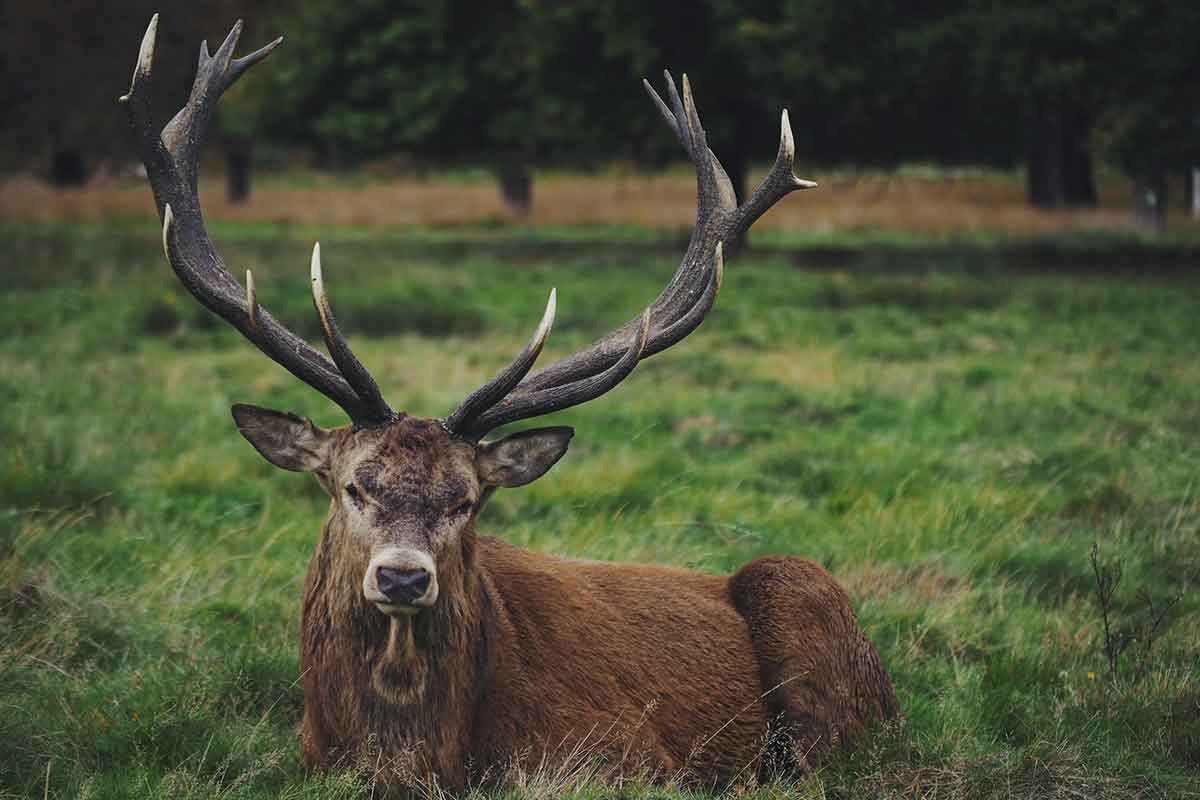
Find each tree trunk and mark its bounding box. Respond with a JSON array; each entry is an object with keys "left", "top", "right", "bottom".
[
  {"left": 1026, "top": 104, "right": 1063, "bottom": 209},
  {"left": 1189, "top": 167, "right": 1200, "bottom": 219},
  {"left": 225, "top": 137, "right": 252, "bottom": 204},
  {"left": 1061, "top": 108, "right": 1097, "bottom": 207},
  {"left": 498, "top": 166, "right": 532, "bottom": 220},
  {"left": 50, "top": 149, "right": 87, "bottom": 187},
  {"left": 1133, "top": 172, "right": 1168, "bottom": 232},
  {"left": 1026, "top": 102, "right": 1096, "bottom": 210}
]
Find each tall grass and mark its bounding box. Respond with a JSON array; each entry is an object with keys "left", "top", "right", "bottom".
[{"left": 1, "top": 221, "right": 1197, "bottom": 798}]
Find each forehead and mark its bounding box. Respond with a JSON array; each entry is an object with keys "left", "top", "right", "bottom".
[{"left": 334, "top": 416, "right": 476, "bottom": 491}]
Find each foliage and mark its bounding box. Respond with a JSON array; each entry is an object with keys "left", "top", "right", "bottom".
[
  {"left": 246, "top": 1, "right": 661, "bottom": 170},
  {"left": 5, "top": 1, "right": 1200, "bottom": 214},
  {"left": 1093, "top": 1, "right": 1200, "bottom": 179},
  {"left": 2, "top": 220, "right": 1199, "bottom": 797},
  {"left": 0, "top": 1, "right": 282, "bottom": 176}
]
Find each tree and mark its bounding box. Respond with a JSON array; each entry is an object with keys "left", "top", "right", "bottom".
[
  {"left": 245, "top": 1, "right": 661, "bottom": 216},
  {"left": 243, "top": 0, "right": 826, "bottom": 221},
  {"left": 1094, "top": 1, "right": 1200, "bottom": 230},
  {"left": 959, "top": 1, "right": 1135, "bottom": 209}
]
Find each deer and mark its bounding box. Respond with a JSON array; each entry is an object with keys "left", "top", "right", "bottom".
[{"left": 120, "top": 15, "right": 898, "bottom": 793}]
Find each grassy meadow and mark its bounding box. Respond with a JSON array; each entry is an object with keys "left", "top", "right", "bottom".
[{"left": 1, "top": 218, "right": 1199, "bottom": 798}]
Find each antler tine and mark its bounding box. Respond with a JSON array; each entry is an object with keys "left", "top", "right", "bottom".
[
  {"left": 124, "top": 16, "right": 391, "bottom": 426},
  {"left": 465, "top": 309, "right": 652, "bottom": 437},
  {"left": 445, "top": 290, "right": 557, "bottom": 437},
  {"left": 502, "top": 71, "right": 732, "bottom": 391},
  {"left": 245, "top": 269, "right": 258, "bottom": 329},
  {"left": 120, "top": 15, "right": 176, "bottom": 196},
  {"left": 733, "top": 109, "right": 818, "bottom": 234},
  {"left": 310, "top": 244, "right": 396, "bottom": 425}
]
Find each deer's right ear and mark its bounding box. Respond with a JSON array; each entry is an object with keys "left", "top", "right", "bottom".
[{"left": 231, "top": 404, "right": 333, "bottom": 474}]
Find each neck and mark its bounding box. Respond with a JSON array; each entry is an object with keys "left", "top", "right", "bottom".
[
  {"left": 367, "top": 570, "right": 485, "bottom": 703},
  {"left": 300, "top": 521, "right": 490, "bottom": 784}
]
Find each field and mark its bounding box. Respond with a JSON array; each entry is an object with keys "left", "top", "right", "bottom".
[
  {"left": 5, "top": 166, "right": 1199, "bottom": 235},
  {"left": 2, "top": 216, "right": 1199, "bottom": 799}
]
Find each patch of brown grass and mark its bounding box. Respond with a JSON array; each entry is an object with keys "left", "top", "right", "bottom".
[
  {"left": 841, "top": 562, "right": 970, "bottom": 606},
  {"left": 4, "top": 168, "right": 1196, "bottom": 234}
]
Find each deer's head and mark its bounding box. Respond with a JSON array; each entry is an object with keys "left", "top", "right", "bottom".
[
  {"left": 233, "top": 406, "right": 571, "bottom": 616},
  {"left": 121, "top": 14, "right": 814, "bottom": 620}
]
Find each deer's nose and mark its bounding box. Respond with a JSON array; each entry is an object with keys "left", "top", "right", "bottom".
[{"left": 376, "top": 567, "right": 431, "bottom": 605}]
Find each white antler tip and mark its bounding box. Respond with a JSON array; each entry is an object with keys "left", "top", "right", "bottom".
[
  {"left": 533, "top": 288, "right": 557, "bottom": 344},
  {"left": 780, "top": 109, "right": 795, "bottom": 161},
  {"left": 310, "top": 242, "right": 322, "bottom": 282},
  {"left": 160, "top": 203, "right": 174, "bottom": 259},
  {"left": 124, "top": 13, "right": 158, "bottom": 100},
  {"left": 309, "top": 242, "right": 335, "bottom": 330},
  {"left": 245, "top": 269, "right": 258, "bottom": 327},
  {"left": 138, "top": 14, "right": 158, "bottom": 77},
  {"left": 795, "top": 178, "right": 818, "bottom": 190}
]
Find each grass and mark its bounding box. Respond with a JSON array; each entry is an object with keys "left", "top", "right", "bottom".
[{"left": 1, "top": 219, "right": 1198, "bottom": 799}]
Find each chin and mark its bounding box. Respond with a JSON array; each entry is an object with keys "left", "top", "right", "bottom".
[{"left": 374, "top": 602, "right": 421, "bottom": 618}]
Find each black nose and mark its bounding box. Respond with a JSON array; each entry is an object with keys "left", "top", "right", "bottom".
[{"left": 376, "top": 567, "right": 431, "bottom": 605}]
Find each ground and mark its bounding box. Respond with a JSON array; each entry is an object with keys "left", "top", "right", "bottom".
[{"left": 1, "top": 215, "right": 1198, "bottom": 799}]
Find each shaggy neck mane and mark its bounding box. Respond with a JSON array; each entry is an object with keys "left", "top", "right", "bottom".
[{"left": 302, "top": 515, "right": 491, "bottom": 781}]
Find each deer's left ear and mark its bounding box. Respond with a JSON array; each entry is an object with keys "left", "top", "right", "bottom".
[{"left": 476, "top": 427, "right": 574, "bottom": 488}]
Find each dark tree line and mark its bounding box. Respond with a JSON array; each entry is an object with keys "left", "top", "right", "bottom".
[{"left": 4, "top": 1, "right": 1198, "bottom": 225}]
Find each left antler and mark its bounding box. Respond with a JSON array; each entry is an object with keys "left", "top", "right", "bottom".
[
  {"left": 120, "top": 16, "right": 396, "bottom": 427},
  {"left": 444, "top": 72, "right": 816, "bottom": 439}
]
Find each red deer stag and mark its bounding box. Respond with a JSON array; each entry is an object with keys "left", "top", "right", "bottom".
[{"left": 121, "top": 15, "right": 898, "bottom": 791}]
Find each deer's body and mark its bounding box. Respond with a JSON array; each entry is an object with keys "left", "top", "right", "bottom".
[
  {"left": 302, "top": 535, "right": 895, "bottom": 787},
  {"left": 302, "top": 535, "right": 760, "bottom": 785},
  {"left": 123, "top": 17, "right": 898, "bottom": 794}
]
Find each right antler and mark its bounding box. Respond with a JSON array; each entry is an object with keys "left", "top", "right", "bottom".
[
  {"left": 444, "top": 72, "right": 816, "bottom": 439},
  {"left": 120, "top": 16, "right": 396, "bottom": 427}
]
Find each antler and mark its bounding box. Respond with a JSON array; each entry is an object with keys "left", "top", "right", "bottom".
[
  {"left": 120, "top": 16, "right": 396, "bottom": 427},
  {"left": 445, "top": 71, "right": 815, "bottom": 440}
]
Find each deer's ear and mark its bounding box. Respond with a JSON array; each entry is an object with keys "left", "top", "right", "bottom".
[
  {"left": 476, "top": 427, "right": 574, "bottom": 488},
  {"left": 232, "top": 404, "right": 333, "bottom": 474}
]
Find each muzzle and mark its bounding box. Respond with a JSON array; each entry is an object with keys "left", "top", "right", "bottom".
[{"left": 363, "top": 547, "right": 438, "bottom": 616}]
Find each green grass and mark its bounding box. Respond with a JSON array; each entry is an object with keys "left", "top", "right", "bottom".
[{"left": 1, "top": 221, "right": 1198, "bottom": 799}]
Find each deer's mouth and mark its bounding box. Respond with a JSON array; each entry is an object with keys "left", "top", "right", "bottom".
[{"left": 373, "top": 602, "right": 422, "bottom": 618}]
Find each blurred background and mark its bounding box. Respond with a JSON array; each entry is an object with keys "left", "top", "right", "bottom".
[
  {"left": 3, "top": 0, "right": 1199, "bottom": 234},
  {"left": 3, "top": 3, "right": 1200, "bottom": 798}
]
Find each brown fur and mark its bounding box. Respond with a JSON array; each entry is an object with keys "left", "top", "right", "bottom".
[{"left": 283, "top": 415, "right": 899, "bottom": 792}]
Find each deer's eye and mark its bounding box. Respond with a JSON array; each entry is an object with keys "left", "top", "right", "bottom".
[{"left": 344, "top": 484, "right": 362, "bottom": 502}]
